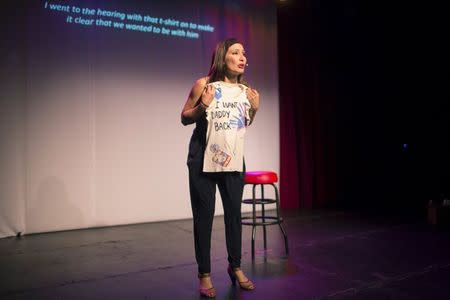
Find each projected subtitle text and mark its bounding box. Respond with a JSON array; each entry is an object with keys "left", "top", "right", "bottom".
[{"left": 44, "top": 2, "right": 215, "bottom": 39}]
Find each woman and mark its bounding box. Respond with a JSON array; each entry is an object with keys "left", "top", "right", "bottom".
[{"left": 181, "top": 38, "right": 259, "bottom": 298}]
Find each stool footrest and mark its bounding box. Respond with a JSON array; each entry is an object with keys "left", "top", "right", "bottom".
[
  {"left": 242, "top": 216, "right": 283, "bottom": 226},
  {"left": 242, "top": 198, "right": 277, "bottom": 205}
]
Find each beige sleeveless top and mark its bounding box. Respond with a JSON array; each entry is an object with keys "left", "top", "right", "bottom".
[{"left": 203, "top": 81, "right": 251, "bottom": 172}]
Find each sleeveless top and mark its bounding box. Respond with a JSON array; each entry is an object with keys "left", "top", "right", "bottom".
[{"left": 187, "top": 81, "right": 251, "bottom": 172}]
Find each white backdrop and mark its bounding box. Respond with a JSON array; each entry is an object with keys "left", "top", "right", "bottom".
[{"left": 0, "top": 74, "right": 279, "bottom": 239}]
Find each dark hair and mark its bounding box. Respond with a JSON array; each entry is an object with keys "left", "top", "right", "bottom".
[{"left": 207, "top": 38, "right": 247, "bottom": 85}]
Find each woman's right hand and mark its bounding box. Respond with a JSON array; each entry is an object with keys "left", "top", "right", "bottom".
[{"left": 201, "top": 84, "right": 215, "bottom": 107}]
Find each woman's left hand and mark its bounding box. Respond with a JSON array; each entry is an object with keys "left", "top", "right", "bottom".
[{"left": 246, "top": 88, "right": 260, "bottom": 111}]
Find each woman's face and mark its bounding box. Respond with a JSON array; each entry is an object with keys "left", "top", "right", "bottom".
[{"left": 224, "top": 43, "right": 247, "bottom": 76}]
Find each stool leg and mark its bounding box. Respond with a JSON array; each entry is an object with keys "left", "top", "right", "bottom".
[
  {"left": 272, "top": 183, "right": 289, "bottom": 256},
  {"left": 251, "top": 184, "right": 257, "bottom": 260},
  {"left": 251, "top": 225, "right": 256, "bottom": 260},
  {"left": 261, "top": 184, "right": 267, "bottom": 251},
  {"left": 279, "top": 224, "right": 289, "bottom": 255}
]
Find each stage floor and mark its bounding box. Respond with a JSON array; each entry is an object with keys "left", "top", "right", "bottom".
[{"left": 1, "top": 209, "right": 450, "bottom": 299}]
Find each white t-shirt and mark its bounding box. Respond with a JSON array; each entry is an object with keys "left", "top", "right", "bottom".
[{"left": 203, "top": 81, "right": 251, "bottom": 172}]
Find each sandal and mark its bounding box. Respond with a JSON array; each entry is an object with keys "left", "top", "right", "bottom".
[
  {"left": 198, "top": 273, "right": 216, "bottom": 298},
  {"left": 227, "top": 265, "right": 255, "bottom": 290}
]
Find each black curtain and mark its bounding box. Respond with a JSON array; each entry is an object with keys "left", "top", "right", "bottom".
[{"left": 278, "top": 0, "right": 448, "bottom": 213}]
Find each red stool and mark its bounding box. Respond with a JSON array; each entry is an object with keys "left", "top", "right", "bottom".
[{"left": 242, "top": 171, "right": 289, "bottom": 259}]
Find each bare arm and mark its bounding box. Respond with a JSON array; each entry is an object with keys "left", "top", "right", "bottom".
[{"left": 181, "top": 77, "right": 215, "bottom": 126}]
